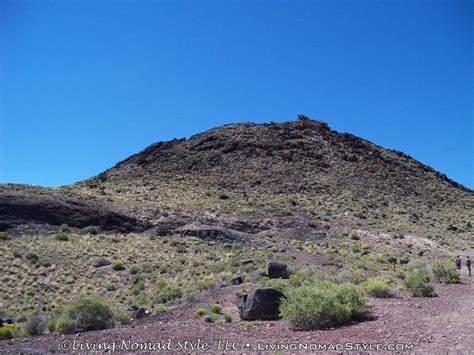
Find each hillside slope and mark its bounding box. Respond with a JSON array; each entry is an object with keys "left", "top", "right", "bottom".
[{"left": 70, "top": 115, "right": 473, "bottom": 240}]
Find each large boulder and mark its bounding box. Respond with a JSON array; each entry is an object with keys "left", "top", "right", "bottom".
[
  {"left": 236, "top": 288, "right": 284, "bottom": 320},
  {"left": 266, "top": 261, "right": 289, "bottom": 279}
]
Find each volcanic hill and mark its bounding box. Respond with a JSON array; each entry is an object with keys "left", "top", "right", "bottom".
[{"left": 1, "top": 115, "right": 473, "bottom": 241}]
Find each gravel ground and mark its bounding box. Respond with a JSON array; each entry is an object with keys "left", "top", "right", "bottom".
[{"left": 2, "top": 276, "right": 473, "bottom": 354}]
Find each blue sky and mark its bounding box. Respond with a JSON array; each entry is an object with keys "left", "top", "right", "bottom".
[{"left": 1, "top": 0, "right": 472, "bottom": 188}]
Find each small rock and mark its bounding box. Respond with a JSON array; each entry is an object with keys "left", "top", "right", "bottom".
[{"left": 230, "top": 276, "right": 244, "bottom": 285}]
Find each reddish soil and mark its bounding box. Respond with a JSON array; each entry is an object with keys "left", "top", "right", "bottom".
[{"left": 2, "top": 275, "right": 473, "bottom": 354}]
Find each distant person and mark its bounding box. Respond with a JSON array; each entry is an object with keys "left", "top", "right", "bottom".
[
  {"left": 465, "top": 256, "right": 471, "bottom": 276},
  {"left": 455, "top": 256, "right": 462, "bottom": 273}
]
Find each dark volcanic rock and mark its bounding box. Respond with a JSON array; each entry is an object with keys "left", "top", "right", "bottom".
[
  {"left": 266, "top": 261, "right": 289, "bottom": 279},
  {"left": 236, "top": 288, "right": 284, "bottom": 320},
  {"left": 230, "top": 276, "right": 244, "bottom": 285},
  {"left": 0, "top": 185, "right": 148, "bottom": 232}
]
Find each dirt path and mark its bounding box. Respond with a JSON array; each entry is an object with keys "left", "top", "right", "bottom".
[{"left": 2, "top": 277, "right": 473, "bottom": 353}]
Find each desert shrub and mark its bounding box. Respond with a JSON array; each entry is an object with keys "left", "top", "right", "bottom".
[
  {"left": 206, "top": 313, "right": 219, "bottom": 323},
  {"left": 155, "top": 284, "right": 183, "bottom": 303},
  {"left": 280, "top": 282, "right": 368, "bottom": 330},
  {"left": 114, "top": 309, "right": 131, "bottom": 325},
  {"left": 224, "top": 314, "right": 232, "bottom": 323},
  {"left": 154, "top": 305, "right": 169, "bottom": 314},
  {"left": 0, "top": 232, "right": 10, "bottom": 241},
  {"left": 337, "top": 269, "right": 368, "bottom": 285},
  {"left": 130, "top": 266, "right": 142, "bottom": 275},
  {"left": 59, "top": 224, "right": 70, "bottom": 233},
  {"left": 288, "top": 268, "right": 317, "bottom": 287},
  {"left": 47, "top": 317, "right": 57, "bottom": 333},
  {"left": 26, "top": 252, "right": 39, "bottom": 262},
  {"left": 54, "top": 232, "right": 69, "bottom": 241},
  {"left": 195, "top": 307, "right": 206, "bottom": 316},
  {"left": 13, "top": 250, "right": 22, "bottom": 258},
  {"left": 84, "top": 226, "right": 98, "bottom": 235},
  {"left": 176, "top": 245, "right": 187, "bottom": 253},
  {"left": 209, "top": 304, "right": 222, "bottom": 313},
  {"left": 55, "top": 316, "right": 76, "bottom": 334},
  {"left": 65, "top": 294, "right": 114, "bottom": 331},
  {"left": 350, "top": 234, "right": 360, "bottom": 240},
  {"left": 0, "top": 326, "right": 15, "bottom": 340},
  {"left": 404, "top": 269, "right": 437, "bottom": 297},
  {"left": 112, "top": 262, "right": 125, "bottom": 271},
  {"left": 25, "top": 314, "right": 46, "bottom": 335},
  {"left": 261, "top": 278, "right": 291, "bottom": 294},
  {"left": 364, "top": 278, "right": 394, "bottom": 298},
  {"left": 432, "top": 262, "right": 460, "bottom": 284}
]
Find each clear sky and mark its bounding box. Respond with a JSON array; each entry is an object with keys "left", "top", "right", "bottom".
[{"left": 1, "top": 0, "right": 472, "bottom": 188}]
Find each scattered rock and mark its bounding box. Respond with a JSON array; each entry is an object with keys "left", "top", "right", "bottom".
[
  {"left": 236, "top": 287, "right": 284, "bottom": 320},
  {"left": 38, "top": 282, "right": 55, "bottom": 292},
  {"left": 127, "top": 306, "right": 150, "bottom": 319},
  {"left": 93, "top": 257, "right": 111, "bottom": 267},
  {"left": 223, "top": 243, "right": 232, "bottom": 249},
  {"left": 203, "top": 316, "right": 213, "bottom": 323},
  {"left": 266, "top": 261, "right": 289, "bottom": 279},
  {"left": 241, "top": 259, "right": 254, "bottom": 265},
  {"left": 230, "top": 276, "right": 244, "bottom": 285}
]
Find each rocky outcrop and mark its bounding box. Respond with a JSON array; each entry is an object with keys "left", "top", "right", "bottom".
[{"left": 0, "top": 185, "right": 149, "bottom": 232}]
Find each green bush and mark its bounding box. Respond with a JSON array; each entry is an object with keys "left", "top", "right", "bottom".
[
  {"left": 280, "top": 282, "right": 368, "bottom": 330},
  {"left": 365, "top": 278, "right": 394, "bottom": 298},
  {"left": 155, "top": 284, "right": 183, "bottom": 303},
  {"left": 112, "top": 262, "right": 125, "bottom": 271},
  {"left": 47, "top": 318, "right": 57, "bottom": 333},
  {"left": 114, "top": 309, "right": 132, "bottom": 325},
  {"left": 54, "top": 232, "right": 69, "bottom": 241},
  {"left": 261, "top": 278, "right": 291, "bottom": 294},
  {"left": 209, "top": 304, "right": 222, "bottom": 313},
  {"left": 224, "top": 314, "right": 232, "bottom": 323},
  {"left": 55, "top": 316, "right": 76, "bottom": 334},
  {"left": 404, "top": 269, "right": 437, "bottom": 297},
  {"left": 0, "top": 232, "right": 10, "bottom": 241},
  {"left": 432, "top": 262, "right": 460, "bottom": 284},
  {"left": 26, "top": 252, "right": 39, "bottom": 261},
  {"left": 25, "top": 314, "right": 46, "bottom": 335},
  {"left": 65, "top": 294, "right": 114, "bottom": 331},
  {"left": 0, "top": 326, "right": 15, "bottom": 340},
  {"left": 59, "top": 224, "right": 70, "bottom": 233},
  {"left": 195, "top": 307, "right": 206, "bottom": 316},
  {"left": 84, "top": 226, "right": 98, "bottom": 235}
]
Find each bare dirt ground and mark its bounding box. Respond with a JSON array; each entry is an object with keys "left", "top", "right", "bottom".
[{"left": 2, "top": 274, "right": 473, "bottom": 354}]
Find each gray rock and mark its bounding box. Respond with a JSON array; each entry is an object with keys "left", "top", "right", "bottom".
[
  {"left": 266, "top": 261, "right": 289, "bottom": 279},
  {"left": 236, "top": 288, "right": 284, "bottom": 320},
  {"left": 38, "top": 282, "right": 55, "bottom": 292},
  {"left": 223, "top": 243, "right": 232, "bottom": 249},
  {"left": 93, "top": 257, "right": 111, "bottom": 267},
  {"left": 203, "top": 316, "right": 213, "bottom": 323}
]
